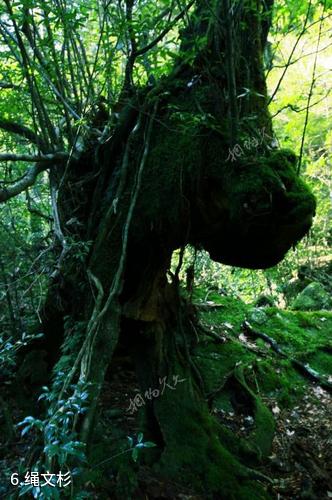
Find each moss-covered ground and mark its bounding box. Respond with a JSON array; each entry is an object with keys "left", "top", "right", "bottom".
[
  {"left": 194, "top": 289, "right": 332, "bottom": 403},
  {"left": 90, "top": 290, "right": 331, "bottom": 499},
  {"left": 2, "top": 289, "right": 330, "bottom": 499},
  {"left": 189, "top": 289, "right": 331, "bottom": 497}
]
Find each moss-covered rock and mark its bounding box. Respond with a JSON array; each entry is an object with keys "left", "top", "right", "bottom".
[
  {"left": 291, "top": 281, "right": 332, "bottom": 311},
  {"left": 248, "top": 307, "right": 268, "bottom": 325}
]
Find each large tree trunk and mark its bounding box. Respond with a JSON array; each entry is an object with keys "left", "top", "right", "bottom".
[
  {"left": 124, "top": 282, "right": 274, "bottom": 498},
  {"left": 32, "top": 0, "right": 315, "bottom": 496}
]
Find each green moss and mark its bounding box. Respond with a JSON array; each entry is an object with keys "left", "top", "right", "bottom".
[
  {"left": 127, "top": 290, "right": 330, "bottom": 498},
  {"left": 233, "top": 366, "right": 275, "bottom": 460},
  {"left": 301, "top": 350, "right": 332, "bottom": 378},
  {"left": 154, "top": 381, "right": 270, "bottom": 498},
  {"left": 195, "top": 295, "right": 332, "bottom": 423},
  {"left": 251, "top": 397, "right": 275, "bottom": 459},
  {"left": 195, "top": 291, "right": 249, "bottom": 331},
  {"left": 249, "top": 307, "right": 332, "bottom": 356},
  {"left": 292, "top": 282, "right": 332, "bottom": 311},
  {"left": 219, "top": 149, "right": 315, "bottom": 224},
  {"left": 194, "top": 340, "right": 254, "bottom": 394},
  {"left": 196, "top": 294, "right": 332, "bottom": 360}
]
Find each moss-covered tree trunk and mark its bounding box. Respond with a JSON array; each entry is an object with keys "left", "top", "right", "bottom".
[{"left": 36, "top": 0, "right": 316, "bottom": 496}]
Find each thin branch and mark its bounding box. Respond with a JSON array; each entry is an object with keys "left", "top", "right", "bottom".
[
  {"left": 134, "top": 0, "right": 195, "bottom": 58},
  {"left": 0, "top": 152, "right": 68, "bottom": 163},
  {"left": 0, "top": 81, "right": 19, "bottom": 90},
  {"left": 36, "top": 8, "right": 73, "bottom": 144},
  {"left": 22, "top": 10, "right": 82, "bottom": 125},
  {"left": 3, "top": 0, "right": 56, "bottom": 146},
  {"left": 272, "top": 41, "right": 332, "bottom": 69},
  {"left": 266, "top": 12, "right": 332, "bottom": 79},
  {"left": 268, "top": 0, "right": 313, "bottom": 105},
  {"left": 271, "top": 88, "right": 331, "bottom": 118},
  {"left": 0, "top": 119, "right": 42, "bottom": 147},
  {"left": 123, "top": 0, "right": 138, "bottom": 92},
  {"left": 118, "top": 0, "right": 194, "bottom": 99},
  {"left": 222, "top": 0, "right": 238, "bottom": 144},
  {"left": 25, "top": 190, "right": 53, "bottom": 222},
  {"left": 298, "top": 2, "right": 326, "bottom": 175},
  {"left": 0, "top": 164, "right": 45, "bottom": 203},
  {"left": 49, "top": 176, "right": 68, "bottom": 279},
  {"left": 0, "top": 21, "right": 23, "bottom": 65}
]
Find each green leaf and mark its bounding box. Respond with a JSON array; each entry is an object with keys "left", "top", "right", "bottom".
[
  {"left": 19, "top": 484, "right": 33, "bottom": 496},
  {"left": 143, "top": 441, "right": 157, "bottom": 448},
  {"left": 44, "top": 443, "right": 60, "bottom": 458},
  {"left": 21, "top": 425, "right": 31, "bottom": 437},
  {"left": 132, "top": 447, "right": 139, "bottom": 462}
]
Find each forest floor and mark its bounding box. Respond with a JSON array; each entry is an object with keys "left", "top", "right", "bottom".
[
  {"left": 95, "top": 354, "right": 332, "bottom": 500},
  {"left": 101, "top": 357, "right": 332, "bottom": 500},
  {"left": 1, "top": 293, "right": 331, "bottom": 499},
  {"left": 2, "top": 365, "right": 330, "bottom": 499},
  {"left": 94, "top": 292, "right": 332, "bottom": 499}
]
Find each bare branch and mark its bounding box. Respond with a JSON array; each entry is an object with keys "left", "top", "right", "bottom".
[
  {"left": 0, "top": 20, "right": 23, "bottom": 65},
  {"left": 272, "top": 41, "right": 332, "bottom": 69},
  {"left": 0, "top": 164, "right": 43, "bottom": 203},
  {"left": 134, "top": 0, "right": 195, "bottom": 58},
  {"left": 298, "top": 3, "right": 326, "bottom": 175},
  {"left": 26, "top": 190, "right": 53, "bottom": 222},
  {"left": 0, "top": 82, "right": 19, "bottom": 90},
  {"left": 3, "top": 0, "right": 57, "bottom": 146},
  {"left": 268, "top": 0, "right": 313, "bottom": 105},
  {"left": 119, "top": 0, "right": 194, "bottom": 99},
  {"left": 271, "top": 88, "right": 331, "bottom": 118},
  {"left": 0, "top": 154, "right": 66, "bottom": 203},
  {"left": 0, "top": 119, "right": 42, "bottom": 147},
  {"left": 123, "top": 0, "right": 138, "bottom": 92},
  {"left": 0, "top": 152, "right": 68, "bottom": 163}
]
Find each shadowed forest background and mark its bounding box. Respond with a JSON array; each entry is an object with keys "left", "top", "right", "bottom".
[{"left": 0, "top": 0, "right": 331, "bottom": 498}]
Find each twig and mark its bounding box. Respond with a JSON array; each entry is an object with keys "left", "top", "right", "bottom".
[
  {"left": 268, "top": 0, "right": 313, "bottom": 105},
  {"left": 134, "top": 0, "right": 195, "bottom": 58},
  {"left": 298, "top": 1, "right": 326, "bottom": 175}
]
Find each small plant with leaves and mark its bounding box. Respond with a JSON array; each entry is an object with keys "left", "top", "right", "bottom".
[
  {"left": 93, "top": 432, "right": 157, "bottom": 469},
  {"left": 16, "top": 380, "right": 91, "bottom": 498}
]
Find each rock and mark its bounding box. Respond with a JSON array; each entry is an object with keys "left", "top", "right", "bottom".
[
  {"left": 291, "top": 282, "right": 332, "bottom": 311},
  {"left": 281, "top": 277, "right": 310, "bottom": 305},
  {"left": 249, "top": 308, "right": 268, "bottom": 324}
]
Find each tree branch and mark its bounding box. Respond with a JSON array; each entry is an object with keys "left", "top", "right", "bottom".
[
  {"left": 0, "top": 152, "right": 68, "bottom": 163},
  {"left": 134, "top": 0, "right": 195, "bottom": 58},
  {"left": 0, "top": 119, "right": 42, "bottom": 147},
  {"left": 0, "top": 81, "right": 19, "bottom": 90},
  {"left": 298, "top": 1, "right": 326, "bottom": 175},
  {"left": 3, "top": 0, "right": 57, "bottom": 147},
  {"left": 0, "top": 151, "right": 68, "bottom": 203},
  {"left": 25, "top": 190, "right": 53, "bottom": 222},
  {"left": 271, "top": 88, "right": 331, "bottom": 118},
  {"left": 0, "top": 164, "right": 43, "bottom": 203},
  {"left": 268, "top": 0, "right": 313, "bottom": 105}
]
